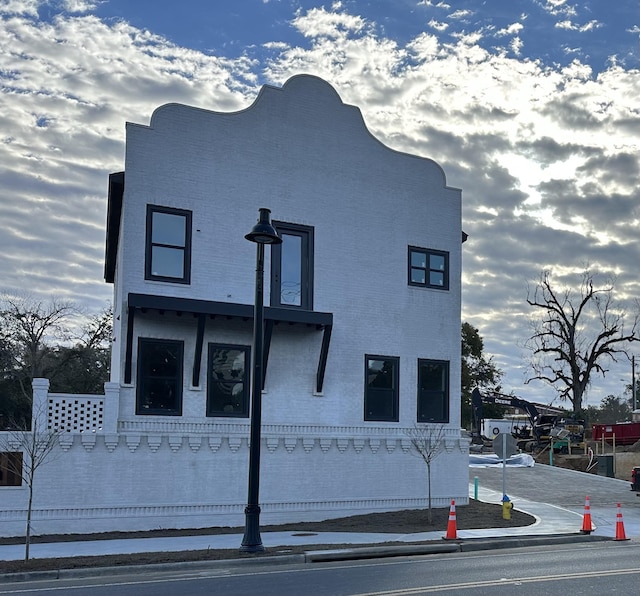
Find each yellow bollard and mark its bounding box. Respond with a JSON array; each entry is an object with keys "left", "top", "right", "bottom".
[{"left": 502, "top": 496, "right": 512, "bottom": 520}]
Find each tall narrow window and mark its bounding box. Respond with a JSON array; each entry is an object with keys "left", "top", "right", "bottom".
[
  {"left": 145, "top": 205, "right": 192, "bottom": 283},
  {"left": 408, "top": 246, "right": 449, "bottom": 290},
  {"left": 365, "top": 355, "right": 399, "bottom": 422},
  {"left": 417, "top": 359, "right": 449, "bottom": 423},
  {"left": 207, "top": 344, "right": 250, "bottom": 417},
  {"left": 136, "top": 338, "right": 183, "bottom": 415},
  {"left": 271, "top": 222, "right": 314, "bottom": 309}
]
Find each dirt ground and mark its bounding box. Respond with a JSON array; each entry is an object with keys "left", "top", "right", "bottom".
[{"left": 1, "top": 500, "right": 534, "bottom": 574}]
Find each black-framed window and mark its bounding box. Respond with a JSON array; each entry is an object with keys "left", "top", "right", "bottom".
[
  {"left": 145, "top": 205, "right": 192, "bottom": 283},
  {"left": 207, "top": 344, "right": 250, "bottom": 417},
  {"left": 0, "top": 452, "right": 22, "bottom": 487},
  {"left": 417, "top": 359, "right": 449, "bottom": 423},
  {"left": 408, "top": 246, "right": 449, "bottom": 290},
  {"left": 136, "top": 338, "right": 183, "bottom": 415},
  {"left": 271, "top": 222, "right": 314, "bottom": 309},
  {"left": 365, "top": 355, "right": 399, "bottom": 422}
]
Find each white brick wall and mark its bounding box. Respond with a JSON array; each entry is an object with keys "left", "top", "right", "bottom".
[{"left": 0, "top": 75, "right": 469, "bottom": 537}]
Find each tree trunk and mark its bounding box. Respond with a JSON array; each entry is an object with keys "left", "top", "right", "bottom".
[
  {"left": 25, "top": 482, "right": 33, "bottom": 561},
  {"left": 427, "top": 462, "right": 432, "bottom": 524}
]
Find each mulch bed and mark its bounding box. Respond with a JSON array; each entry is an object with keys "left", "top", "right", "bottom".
[{"left": 0, "top": 500, "right": 535, "bottom": 574}]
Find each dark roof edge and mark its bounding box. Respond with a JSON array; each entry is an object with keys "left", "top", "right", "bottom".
[{"left": 104, "top": 172, "right": 124, "bottom": 284}]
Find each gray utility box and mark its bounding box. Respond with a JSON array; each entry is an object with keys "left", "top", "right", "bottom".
[{"left": 597, "top": 454, "right": 615, "bottom": 478}]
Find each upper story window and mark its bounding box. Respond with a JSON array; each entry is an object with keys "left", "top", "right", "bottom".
[
  {"left": 408, "top": 246, "right": 449, "bottom": 290},
  {"left": 365, "top": 355, "right": 399, "bottom": 422},
  {"left": 207, "top": 344, "right": 249, "bottom": 418},
  {"left": 136, "top": 338, "right": 183, "bottom": 416},
  {"left": 145, "top": 205, "right": 192, "bottom": 284},
  {"left": 417, "top": 359, "right": 449, "bottom": 423},
  {"left": 271, "top": 222, "right": 314, "bottom": 309}
]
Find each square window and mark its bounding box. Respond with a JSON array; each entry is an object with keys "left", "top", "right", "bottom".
[
  {"left": 136, "top": 338, "right": 183, "bottom": 415},
  {"left": 365, "top": 355, "right": 399, "bottom": 422},
  {"left": 408, "top": 247, "right": 449, "bottom": 290},
  {"left": 417, "top": 359, "right": 449, "bottom": 423},
  {"left": 145, "top": 205, "right": 192, "bottom": 284},
  {"left": 207, "top": 344, "right": 250, "bottom": 417}
]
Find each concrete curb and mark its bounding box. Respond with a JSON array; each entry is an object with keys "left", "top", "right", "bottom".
[
  {"left": 305, "top": 533, "right": 611, "bottom": 562},
  {"left": 0, "top": 534, "right": 613, "bottom": 583},
  {"left": 0, "top": 554, "right": 307, "bottom": 584}
]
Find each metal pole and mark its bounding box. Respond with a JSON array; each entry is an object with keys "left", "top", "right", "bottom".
[
  {"left": 633, "top": 355, "right": 636, "bottom": 411},
  {"left": 240, "top": 241, "right": 265, "bottom": 553},
  {"left": 502, "top": 433, "right": 506, "bottom": 499}
]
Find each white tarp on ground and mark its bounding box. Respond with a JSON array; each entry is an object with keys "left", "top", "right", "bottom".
[{"left": 469, "top": 453, "right": 535, "bottom": 467}]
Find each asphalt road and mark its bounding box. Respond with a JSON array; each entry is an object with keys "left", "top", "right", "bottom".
[{"left": 2, "top": 539, "right": 639, "bottom": 595}]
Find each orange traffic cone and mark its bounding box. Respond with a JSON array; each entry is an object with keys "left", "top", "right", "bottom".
[
  {"left": 581, "top": 495, "right": 593, "bottom": 534},
  {"left": 444, "top": 499, "right": 457, "bottom": 540},
  {"left": 615, "top": 503, "right": 628, "bottom": 541}
]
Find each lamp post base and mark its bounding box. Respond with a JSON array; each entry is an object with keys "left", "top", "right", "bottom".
[{"left": 240, "top": 504, "right": 265, "bottom": 553}]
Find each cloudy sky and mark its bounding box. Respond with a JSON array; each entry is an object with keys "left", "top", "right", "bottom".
[{"left": 1, "top": 0, "right": 639, "bottom": 407}]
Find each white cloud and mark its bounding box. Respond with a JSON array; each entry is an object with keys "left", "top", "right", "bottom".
[
  {"left": 60, "top": 0, "right": 102, "bottom": 13},
  {"left": 1, "top": 4, "right": 638, "bottom": 403},
  {"left": 0, "top": 0, "right": 41, "bottom": 16},
  {"left": 291, "top": 7, "right": 367, "bottom": 39},
  {"left": 556, "top": 19, "right": 603, "bottom": 32},
  {"left": 448, "top": 9, "right": 472, "bottom": 20},
  {"left": 510, "top": 36, "right": 524, "bottom": 56},
  {"left": 0, "top": 13, "right": 258, "bottom": 310},
  {"left": 539, "top": 0, "right": 577, "bottom": 18},
  {"left": 418, "top": 1, "right": 451, "bottom": 8},
  {"left": 428, "top": 19, "right": 448, "bottom": 32},
  {"left": 496, "top": 22, "right": 524, "bottom": 37}
]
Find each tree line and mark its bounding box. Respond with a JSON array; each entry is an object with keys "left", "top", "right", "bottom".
[{"left": 0, "top": 295, "right": 112, "bottom": 429}]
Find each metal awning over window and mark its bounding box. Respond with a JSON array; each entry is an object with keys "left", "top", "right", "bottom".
[{"left": 124, "top": 293, "right": 333, "bottom": 393}]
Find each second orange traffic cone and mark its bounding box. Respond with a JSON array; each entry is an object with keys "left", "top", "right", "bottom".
[
  {"left": 581, "top": 495, "right": 593, "bottom": 534},
  {"left": 615, "top": 502, "right": 628, "bottom": 541},
  {"left": 444, "top": 499, "right": 457, "bottom": 540}
]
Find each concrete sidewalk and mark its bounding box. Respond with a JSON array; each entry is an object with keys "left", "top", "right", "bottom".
[{"left": 0, "top": 483, "right": 587, "bottom": 563}]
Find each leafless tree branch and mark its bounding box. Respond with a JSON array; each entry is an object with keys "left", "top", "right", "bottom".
[{"left": 524, "top": 269, "right": 639, "bottom": 411}]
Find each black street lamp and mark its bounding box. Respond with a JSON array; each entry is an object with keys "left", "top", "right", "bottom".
[{"left": 240, "top": 208, "right": 282, "bottom": 553}]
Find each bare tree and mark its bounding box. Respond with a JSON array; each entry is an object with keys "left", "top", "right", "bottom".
[
  {"left": 405, "top": 424, "right": 446, "bottom": 524},
  {"left": 525, "top": 269, "right": 639, "bottom": 413},
  {"left": 0, "top": 410, "right": 61, "bottom": 561},
  {"left": 0, "top": 294, "right": 77, "bottom": 400}
]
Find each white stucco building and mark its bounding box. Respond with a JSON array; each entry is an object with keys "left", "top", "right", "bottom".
[{"left": 0, "top": 75, "right": 469, "bottom": 537}]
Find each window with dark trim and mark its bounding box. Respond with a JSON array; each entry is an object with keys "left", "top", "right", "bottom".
[
  {"left": 0, "top": 452, "right": 22, "bottom": 487},
  {"left": 417, "top": 359, "right": 449, "bottom": 423},
  {"left": 271, "top": 222, "right": 314, "bottom": 309},
  {"left": 136, "top": 338, "right": 183, "bottom": 415},
  {"left": 408, "top": 246, "right": 449, "bottom": 290},
  {"left": 206, "top": 344, "right": 250, "bottom": 417},
  {"left": 145, "top": 205, "right": 192, "bottom": 283},
  {"left": 365, "top": 355, "right": 399, "bottom": 422}
]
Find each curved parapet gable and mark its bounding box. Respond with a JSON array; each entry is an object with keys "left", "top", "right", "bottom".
[{"left": 144, "top": 74, "right": 451, "bottom": 189}]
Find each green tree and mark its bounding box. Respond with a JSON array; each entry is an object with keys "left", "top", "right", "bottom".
[
  {"left": 461, "top": 322, "right": 502, "bottom": 427},
  {"left": 596, "top": 394, "right": 632, "bottom": 425},
  {"left": 47, "top": 305, "right": 112, "bottom": 394},
  {"left": 0, "top": 296, "right": 111, "bottom": 426}
]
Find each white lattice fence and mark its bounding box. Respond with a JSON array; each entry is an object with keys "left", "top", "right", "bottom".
[{"left": 48, "top": 395, "right": 105, "bottom": 432}]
